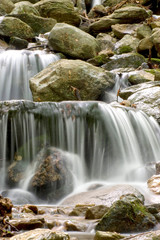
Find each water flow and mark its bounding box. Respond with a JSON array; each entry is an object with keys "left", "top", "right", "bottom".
[
  {"left": 0, "top": 50, "right": 60, "bottom": 100},
  {"left": 0, "top": 101, "right": 160, "bottom": 203},
  {"left": 92, "top": 0, "right": 102, "bottom": 7}
]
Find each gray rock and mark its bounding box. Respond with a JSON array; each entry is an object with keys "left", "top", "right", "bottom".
[
  {"left": 128, "top": 70, "right": 155, "bottom": 85},
  {"left": 11, "top": 1, "right": 40, "bottom": 15},
  {"left": 136, "top": 24, "right": 152, "bottom": 39},
  {"left": 114, "top": 35, "right": 140, "bottom": 54},
  {"left": 30, "top": 59, "right": 114, "bottom": 101},
  {"left": 112, "top": 24, "right": 141, "bottom": 39},
  {"left": 102, "top": 53, "right": 146, "bottom": 71},
  {"left": 48, "top": 23, "right": 100, "bottom": 60}
]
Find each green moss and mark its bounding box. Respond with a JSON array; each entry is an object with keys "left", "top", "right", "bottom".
[{"left": 117, "top": 45, "right": 133, "bottom": 54}]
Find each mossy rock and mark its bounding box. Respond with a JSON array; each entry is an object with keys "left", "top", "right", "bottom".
[
  {"left": 0, "top": 0, "right": 14, "bottom": 14},
  {"left": 0, "top": 17, "right": 34, "bottom": 39},
  {"left": 95, "top": 194, "right": 157, "bottom": 233},
  {"left": 11, "top": 1, "right": 40, "bottom": 15}
]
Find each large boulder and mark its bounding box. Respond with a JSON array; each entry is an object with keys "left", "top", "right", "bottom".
[
  {"left": 0, "top": 17, "right": 34, "bottom": 39},
  {"left": 34, "top": 0, "right": 81, "bottom": 26},
  {"left": 95, "top": 195, "right": 157, "bottom": 233},
  {"left": 30, "top": 59, "right": 114, "bottom": 102},
  {"left": 114, "top": 35, "right": 140, "bottom": 54},
  {"left": 9, "top": 13, "right": 57, "bottom": 35},
  {"left": 119, "top": 81, "right": 160, "bottom": 123},
  {"left": 102, "top": 53, "right": 146, "bottom": 70},
  {"left": 48, "top": 23, "right": 100, "bottom": 60}
]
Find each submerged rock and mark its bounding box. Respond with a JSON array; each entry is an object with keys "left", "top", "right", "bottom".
[
  {"left": 95, "top": 194, "right": 157, "bottom": 233},
  {"left": 30, "top": 59, "right": 114, "bottom": 102},
  {"left": 48, "top": 23, "right": 100, "bottom": 60}
]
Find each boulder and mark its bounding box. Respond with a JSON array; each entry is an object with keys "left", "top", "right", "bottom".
[
  {"left": 95, "top": 195, "right": 157, "bottom": 233},
  {"left": 29, "top": 147, "right": 74, "bottom": 202},
  {"left": 102, "top": 53, "right": 146, "bottom": 70},
  {"left": 137, "top": 37, "right": 153, "bottom": 52},
  {"left": 30, "top": 59, "right": 114, "bottom": 102},
  {"left": 61, "top": 184, "right": 144, "bottom": 206},
  {"left": 128, "top": 70, "right": 155, "bottom": 85},
  {"left": 119, "top": 81, "right": 160, "bottom": 123},
  {"left": 110, "top": 6, "right": 151, "bottom": 23},
  {"left": 0, "top": 0, "right": 14, "bottom": 14},
  {"left": 125, "top": 230, "right": 160, "bottom": 240},
  {"left": 0, "top": 17, "right": 34, "bottom": 39},
  {"left": 48, "top": 23, "right": 100, "bottom": 60},
  {"left": 10, "top": 228, "right": 70, "bottom": 240},
  {"left": 9, "top": 217, "right": 44, "bottom": 230},
  {"left": 151, "top": 28, "right": 160, "bottom": 56},
  {"left": 114, "top": 35, "right": 140, "bottom": 54},
  {"left": 11, "top": 1, "right": 40, "bottom": 15},
  {"left": 136, "top": 24, "right": 152, "bottom": 39},
  {"left": 9, "top": 36, "right": 28, "bottom": 49},
  {"left": 34, "top": 0, "right": 81, "bottom": 26},
  {"left": 96, "top": 33, "right": 116, "bottom": 51},
  {"left": 85, "top": 205, "right": 109, "bottom": 219},
  {"left": 9, "top": 13, "right": 57, "bottom": 35},
  {"left": 94, "top": 231, "right": 124, "bottom": 240},
  {"left": 112, "top": 24, "right": 141, "bottom": 39},
  {"left": 102, "top": 0, "right": 122, "bottom": 7}
]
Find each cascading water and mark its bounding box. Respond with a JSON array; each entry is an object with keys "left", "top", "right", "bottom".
[
  {"left": 0, "top": 50, "right": 60, "bottom": 100},
  {"left": 91, "top": 0, "right": 102, "bottom": 7},
  {"left": 0, "top": 101, "right": 159, "bottom": 203}
]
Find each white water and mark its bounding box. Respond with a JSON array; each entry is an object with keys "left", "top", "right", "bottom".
[
  {"left": 92, "top": 0, "right": 102, "bottom": 7},
  {"left": 0, "top": 50, "right": 60, "bottom": 100},
  {"left": 0, "top": 101, "right": 159, "bottom": 203}
]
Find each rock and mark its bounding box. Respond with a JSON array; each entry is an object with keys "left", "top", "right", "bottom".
[
  {"left": 34, "top": 0, "right": 81, "bottom": 26},
  {"left": 0, "top": 17, "right": 34, "bottom": 39},
  {"left": 137, "top": 37, "right": 153, "bottom": 52},
  {"left": 136, "top": 24, "right": 152, "bottom": 39},
  {"left": 30, "top": 59, "right": 114, "bottom": 102},
  {"left": 150, "top": 21, "right": 160, "bottom": 29},
  {"left": 0, "top": 39, "right": 9, "bottom": 50},
  {"left": 9, "top": 36, "right": 28, "bottom": 49},
  {"left": 10, "top": 228, "right": 70, "bottom": 240},
  {"left": 87, "top": 49, "right": 114, "bottom": 66},
  {"left": 151, "top": 28, "right": 160, "bottom": 56},
  {"left": 64, "top": 219, "right": 88, "bottom": 231},
  {"left": 96, "top": 33, "right": 116, "bottom": 51},
  {"left": 156, "top": 162, "right": 160, "bottom": 174},
  {"left": 29, "top": 147, "right": 74, "bottom": 202},
  {"left": 0, "top": 195, "right": 13, "bottom": 218},
  {"left": 89, "top": 16, "right": 119, "bottom": 35},
  {"left": 114, "top": 35, "right": 140, "bottom": 54},
  {"left": 112, "top": 24, "right": 141, "bottom": 39},
  {"left": 124, "top": 229, "right": 160, "bottom": 240},
  {"left": 110, "top": 6, "right": 151, "bottom": 23},
  {"left": 94, "top": 231, "right": 124, "bottom": 240},
  {"left": 147, "top": 175, "right": 160, "bottom": 194},
  {"left": 95, "top": 194, "right": 157, "bottom": 233},
  {"left": 61, "top": 184, "right": 144, "bottom": 206},
  {"left": 48, "top": 23, "right": 100, "bottom": 60},
  {"left": 85, "top": 205, "right": 109, "bottom": 219},
  {"left": 119, "top": 81, "right": 160, "bottom": 123},
  {"left": 102, "top": 53, "right": 146, "bottom": 71},
  {"left": 9, "top": 13, "right": 57, "bottom": 35},
  {"left": 9, "top": 217, "right": 44, "bottom": 230},
  {"left": 21, "top": 204, "right": 38, "bottom": 214},
  {"left": 102, "top": 0, "right": 122, "bottom": 7},
  {"left": 11, "top": 1, "right": 40, "bottom": 15},
  {"left": 69, "top": 205, "right": 90, "bottom": 216},
  {"left": 128, "top": 70, "right": 155, "bottom": 85},
  {"left": 0, "top": 0, "right": 15, "bottom": 14}
]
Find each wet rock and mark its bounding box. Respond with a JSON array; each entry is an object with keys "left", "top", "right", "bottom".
[
  {"left": 65, "top": 219, "right": 88, "bottom": 231},
  {"left": 29, "top": 147, "right": 74, "bottom": 202},
  {"left": 0, "top": 195, "right": 13, "bottom": 218},
  {"left": 34, "top": 0, "right": 81, "bottom": 26},
  {"left": 95, "top": 194, "right": 157, "bottom": 233},
  {"left": 9, "top": 13, "right": 57, "bottom": 35},
  {"left": 48, "top": 23, "right": 100, "bottom": 60},
  {"left": 124, "top": 229, "right": 160, "bottom": 240},
  {"left": 21, "top": 204, "right": 38, "bottom": 214},
  {"left": 9, "top": 37, "right": 28, "bottom": 50},
  {"left": 9, "top": 217, "right": 44, "bottom": 230},
  {"left": 69, "top": 205, "right": 90, "bottom": 216},
  {"left": 0, "top": 17, "right": 34, "bottom": 39},
  {"left": 147, "top": 175, "right": 160, "bottom": 194},
  {"left": 102, "top": 53, "right": 146, "bottom": 70},
  {"left": 94, "top": 231, "right": 124, "bottom": 240},
  {"left": 85, "top": 205, "right": 109, "bottom": 219},
  {"left": 114, "top": 35, "right": 139, "bottom": 54},
  {"left": 10, "top": 228, "right": 70, "bottom": 240},
  {"left": 119, "top": 81, "right": 160, "bottom": 123},
  {"left": 30, "top": 59, "right": 114, "bottom": 102}
]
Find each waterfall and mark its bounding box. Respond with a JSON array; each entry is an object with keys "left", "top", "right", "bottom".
[
  {"left": 0, "top": 50, "right": 60, "bottom": 101},
  {"left": 0, "top": 100, "right": 159, "bottom": 203},
  {"left": 92, "top": 0, "right": 102, "bottom": 7}
]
